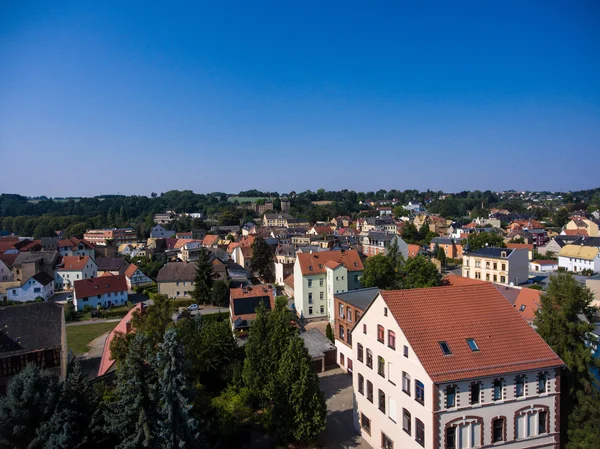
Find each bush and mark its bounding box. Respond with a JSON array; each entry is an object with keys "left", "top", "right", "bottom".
[
  {"left": 171, "top": 298, "right": 196, "bottom": 308},
  {"left": 83, "top": 305, "right": 93, "bottom": 313},
  {"left": 526, "top": 284, "right": 544, "bottom": 291},
  {"left": 101, "top": 310, "right": 129, "bottom": 319},
  {"left": 201, "top": 312, "right": 230, "bottom": 324},
  {"left": 64, "top": 303, "right": 76, "bottom": 322}
]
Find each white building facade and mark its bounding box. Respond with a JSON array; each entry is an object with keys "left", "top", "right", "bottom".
[
  {"left": 7, "top": 273, "right": 55, "bottom": 302},
  {"left": 55, "top": 256, "right": 98, "bottom": 290}
]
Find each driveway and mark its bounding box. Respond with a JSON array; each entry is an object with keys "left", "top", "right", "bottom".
[{"left": 319, "top": 368, "right": 371, "bottom": 449}]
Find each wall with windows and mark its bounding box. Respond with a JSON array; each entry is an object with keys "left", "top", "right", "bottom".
[
  {"left": 437, "top": 368, "right": 560, "bottom": 449},
  {"left": 353, "top": 294, "right": 434, "bottom": 449},
  {"left": 74, "top": 289, "right": 128, "bottom": 311},
  {"left": 326, "top": 265, "right": 348, "bottom": 322},
  {"left": 293, "top": 261, "right": 327, "bottom": 319}
]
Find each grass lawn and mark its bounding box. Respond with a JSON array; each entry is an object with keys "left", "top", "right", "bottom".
[{"left": 66, "top": 322, "right": 118, "bottom": 355}]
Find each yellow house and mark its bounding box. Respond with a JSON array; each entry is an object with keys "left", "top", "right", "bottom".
[{"left": 565, "top": 218, "right": 599, "bottom": 237}]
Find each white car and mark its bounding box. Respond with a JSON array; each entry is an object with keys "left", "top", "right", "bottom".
[
  {"left": 66, "top": 295, "right": 73, "bottom": 302},
  {"left": 188, "top": 304, "right": 199, "bottom": 311}
]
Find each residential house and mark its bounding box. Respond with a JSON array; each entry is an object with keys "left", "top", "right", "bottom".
[
  {"left": 561, "top": 229, "right": 589, "bottom": 238},
  {"left": 40, "top": 237, "right": 58, "bottom": 251},
  {"left": 153, "top": 212, "right": 177, "bottom": 224},
  {"left": 98, "top": 303, "right": 143, "bottom": 377},
  {"left": 232, "top": 246, "right": 254, "bottom": 272},
  {"left": 57, "top": 238, "right": 96, "bottom": 259},
  {"left": 361, "top": 232, "right": 408, "bottom": 258},
  {"left": 586, "top": 278, "right": 600, "bottom": 309},
  {"left": 352, "top": 284, "right": 563, "bottom": 449},
  {"left": 293, "top": 249, "right": 363, "bottom": 320},
  {"left": 462, "top": 247, "right": 529, "bottom": 285},
  {"left": 506, "top": 243, "right": 534, "bottom": 261},
  {"left": 514, "top": 288, "right": 542, "bottom": 326},
  {"left": 334, "top": 288, "right": 380, "bottom": 373},
  {"left": 124, "top": 264, "right": 153, "bottom": 290},
  {"left": 83, "top": 228, "right": 138, "bottom": 245},
  {"left": 229, "top": 284, "right": 275, "bottom": 333},
  {"left": 96, "top": 257, "right": 128, "bottom": 276},
  {"left": 307, "top": 225, "right": 335, "bottom": 237},
  {"left": 180, "top": 241, "right": 206, "bottom": 262},
  {"left": 558, "top": 245, "right": 600, "bottom": 273},
  {"left": 55, "top": 255, "right": 98, "bottom": 290},
  {"left": 331, "top": 216, "right": 352, "bottom": 228},
  {"left": 529, "top": 260, "right": 558, "bottom": 272},
  {"left": 430, "top": 237, "right": 463, "bottom": 260},
  {"left": 0, "top": 302, "right": 67, "bottom": 394},
  {"left": 150, "top": 224, "right": 175, "bottom": 239},
  {"left": 202, "top": 234, "right": 220, "bottom": 248},
  {"left": 378, "top": 207, "right": 392, "bottom": 216},
  {"left": 73, "top": 275, "right": 128, "bottom": 312},
  {"left": 263, "top": 213, "right": 295, "bottom": 228},
  {"left": 529, "top": 229, "right": 549, "bottom": 247},
  {"left": 508, "top": 219, "right": 544, "bottom": 231},
  {"left": 536, "top": 236, "right": 567, "bottom": 256},
  {"left": 0, "top": 255, "right": 13, "bottom": 282},
  {"left": 7, "top": 272, "right": 55, "bottom": 302},
  {"left": 156, "top": 262, "right": 197, "bottom": 298},
  {"left": 565, "top": 218, "right": 599, "bottom": 237},
  {"left": 275, "top": 245, "right": 296, "bottom": 285},
  {"left": 242, "top": 222, "right": 257, "bottom": 236},
  {"left": 12, "top": 251, "right": 60, "bottom": 284},
  {"left": 176, "top": 232, "right": 193, "bottom": 240}
]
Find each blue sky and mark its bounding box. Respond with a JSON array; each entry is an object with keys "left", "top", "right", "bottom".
[{"left": 1, "top": 1, "right": 599, "bottom": 197}]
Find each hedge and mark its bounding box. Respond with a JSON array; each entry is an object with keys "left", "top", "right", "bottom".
[
  {"left": 101, "top": 310, "right": 130, "bottom": 319},
  {"left": 200, "top": 311, "right": 230, "bottom": 323}
]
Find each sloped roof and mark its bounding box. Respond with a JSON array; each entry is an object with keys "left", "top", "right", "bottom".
[
  {"left": 466, "top": 247, "right": 514, "bottom": 258},
  {"left": 563, "top": 229, "right": 589, "bottom": 237},
  {"left": 124, "top": 263, "right": 139, "bottom": 278},
  {"left": 0, "top": 253, "right": 18, "bottom": 269},
  {"left": 156, "top": 262, "right": 196, "bottom": 282},
  {"left": 30, "top": 271, "right": 55, "bottom": 286},
  {"left": 96, "top": 257, "right": 126, "bottom": 272},
  {"left": 407, "top": 244, "right": 421, "bottom": 257},
  {"left": 230, "top": 285, "right": 275, "bottom": 325},
  {"left": 74, "top": 275, "right": 127, "bottom": 298},
  {"left": 334, "top": 288, "right": 379, "bottom": 311},
  {"left": 506, "top": 243, "right": 534, "bottom": 251},
  {"left": 13, "top": 251, "right": 59, "bottom": 267},
  {"left": 379, "top": 284, "right": 564, "bottom": 382},
  {"left": 559, "top": 244, "right": 599, "bottom": 260},
  {"left": 58, "top": 255, "right": 91, "bottom": 271},
  {"left": 514, "top": 288, "right": 542, "bottom": 323},
  {"left": 202, "top": 234, "right": 219, "bottom": 246},
  {"left": 98, "top": 304, "right": 142, "bottom": 376},
  {"left": 296, "top": 249, "right": 363, "bottom": 276},
  {"left": 0, "top": 302, "right": 63, "bottom": 357}
]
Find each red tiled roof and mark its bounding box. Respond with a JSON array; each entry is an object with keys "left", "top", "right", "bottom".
[
  {"left": 380, "top": 284, "right": 563, "bottom": 383},
  {"left": 310, "top": 226, "right": 334, "bottom": 235},
  {"left": 514, "top": 288, "right": 542, "bottom": 323},
  {"left": 241, "top": 246, "right": 254, "bottom": 259},
  {"left": 98, "top": 304, "right": 142, "bottom": 376},
  {"left": 74, "top": 275, "right": 127, "bottom": 298},
  {"left": 324, "top": 260, "right": 342, "bottom": 270},
  {"left": 239, "top": 235, "right": 256, "bottom": 247},
  {"left": 531, "top": 260, "right": 557, "bottom": 266},
  {"left": 57, "top": 238, "right": 76, "bottom": 248},
  {"left": 283, "top": 273, "right": 294, "bottom": 289},
  {"left": 230, "top": 285, "right": 275, "bottom": 323},
  {"left": 124, "top": 263, "right": 139, "bottom": 278},
  {"left": 202, "top": 234, "right": 219, "bottom": 246},
  {"left": 0, "top": 241, "right": 18, "bottom": 254},
  {"left": 58, "top": 255, "right": 91, "bottom": 271},
  {"left": 0, "top": 253, "right": 18, "bottom": 268},
  {"left": 443, "top": 274, "right": 487, "bottom": 287},
  {"left": 15, "top": 240, "right": 42, "bottom": 252},
  {"left": 227, "top": 242, "right": 240, "bottom": 254},
  {"left": 407, "top": 244, "right": 421, "bottom": 257},
  {"left": 463, "top": 222, "right": 478, "bottom": 229},
  {"left": 563, "top": 229, "right": 588, "bottom": 236},
  {"left": 506, "top": 243, "right": 534, "bottom": 251},
  {"left": 296, "top": 249, "right": 363, "bottom": 276}
]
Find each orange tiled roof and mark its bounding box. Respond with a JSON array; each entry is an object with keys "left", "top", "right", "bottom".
[
  {"left": 230, "top": 285, "right": 275, "bottom": 323},
  {"left": 506, "top": 243, "right": 534, "bottom": 251},
  {"left": 124, "top": 263, "right": 138, "bottom": 278},
  {"left": 514, "top": 288, "right": 542, "bottom": 323},
  {"left": 407, "top": 244, "right": 421, "bottom": 257},
  {"left": 380, "top": 284, "right": 563, "bottom": 382},
  {"left": 283, "top": 273, "right": 294, "bottom": 289},
  {"left": 443, "top": 274, "right": 487, "bottom": 286},
  {"left": 58, "top": 255, "right": 91, "bottom": 271},
  {"left": 227, "top": 242, "right": 240, "bottom": 253},
  {"left": 296, "top": 249, "right": 363, "bottom": 276},
  {"left": 98, "top": 304, "right": 142, "bottom": 376},
  {"left": 202, "top": 234, "right": 219, "bottom": 246},
  {"left": 563, "top": 229, "right": 588, "bottom": 237}
]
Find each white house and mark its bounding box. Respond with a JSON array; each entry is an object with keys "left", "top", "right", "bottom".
[
  {"left": 558, "top": 245, "right": 600, "bottom": 273},
  {"left": 0, "top": 257, "right": 13, "bottom": 282},
  {"left": 462, "top": 247, "right": 529, "bottom": 285},
  {"left": 55, "top": 255, "right": 98, "bottom": 290},
  {"left": 352, "top": 284, "right": 564, "bottom": 449},
  {"left": 529, "top": 260, "right": 558, "bottom": 272},
  {"left": 7, "top": 272, "right": 55, "bottom": 302},
  {"left": 293, "top": 249, "right": 363, "bottom": 320},
  {"left": 150, "top": 224, "right": 176, "bottom": 239},
  {"left": 73, "top": 275, "right": 128, "bottom": 312},
  {"left": 57, "top": 238, "right": 96, "bottom": 260},
  {"left": 124, "top": 264, "right": 153, "bottom": 290}
]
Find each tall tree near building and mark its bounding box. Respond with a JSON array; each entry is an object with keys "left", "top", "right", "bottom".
[
  {"left": 211, "top": 280, "right": 229, "bottom": 307},
  {"left": 399, "top": 255, "right": 442, "bottom": 289},
  {"left": 534, "top": 273, "right": 600, "bottom": 447},
  {"left": 191, "top": 248, "right": 214, "bottom": 304},
  {"left": 436, "top": 246, "right": 447, "bottom": 266},
  {"left": 155, "top": 328, "right": 204, "bottom": 449},
  {"left": 325, "top": 323, "right": 334, "bottom": 343},
  {"left": 0, "top": 365, "right": 60, "bottom": 449},
  {"left": 465, "top": 231, "right": 505, "bottom": 251},
  {"left": 250, "top": 236, "right": 275, "bottom": 282},
  {"left": 361, "top": 254, "right": 397, "bottom": 289},
  {"left": 242, "top": 302, "right": 272, "bottom": 403}
]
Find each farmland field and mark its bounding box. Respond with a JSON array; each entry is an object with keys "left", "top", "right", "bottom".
[{"left": 227, "top": 196, "right": 267, "bottom": 203}]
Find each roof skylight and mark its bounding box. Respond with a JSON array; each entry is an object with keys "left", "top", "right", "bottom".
[
  {"left": 466, "top": 338, "right": 479, "bottom": 351},
  {"left": 439, "top": 341, "right": 452, "bottom": 355}
]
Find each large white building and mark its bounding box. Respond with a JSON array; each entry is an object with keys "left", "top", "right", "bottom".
[
  {"left": 558, "top": 244, "right": 600, "bottom": 273},
  {"left": 55, "top": 255, "right": 97, "bottom": 290},
  {"left": 7, "top": 272, "right": 55, "bottom": 302},
  {"left": 462, "top": 247, "right": 529, "bottom": 285},
  {"left": 73, "top": 275, "right": 128, "bottom": 311},
  {"left": 352, "top": 284, "right": 564, "bottom": 449},
  {"left": 293, "top": 249, "right": 363, "bottom": 320}
]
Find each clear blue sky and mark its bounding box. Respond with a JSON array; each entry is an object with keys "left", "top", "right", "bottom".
[{"left": 1, "top": 1, "right": 599, "bottom": 197}]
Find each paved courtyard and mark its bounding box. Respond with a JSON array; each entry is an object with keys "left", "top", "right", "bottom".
[{"left": 319, "top": 368, "right": 371, "bottom": 449}]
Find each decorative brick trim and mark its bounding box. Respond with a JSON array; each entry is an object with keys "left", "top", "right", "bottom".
[
  {"left": 490, "top": 416, "right": 507, "bottom": 444},
  {"left": 512, "top": 404, "right": 550, "bottom": 440},
  {"left": 444, "top": 415, "right": 484, "bottom": 448}
]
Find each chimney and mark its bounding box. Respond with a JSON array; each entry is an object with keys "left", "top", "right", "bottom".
[{"left": 125, "top": 320, "right": 132, "bottom": 333}]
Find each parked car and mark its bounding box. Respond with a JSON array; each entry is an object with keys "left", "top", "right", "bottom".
[
  {"left": 66, "top": 295, "right": 73, "bottom": 302},
  {"left": 188, "top": 304, "right": 199, "bottom": 311}
]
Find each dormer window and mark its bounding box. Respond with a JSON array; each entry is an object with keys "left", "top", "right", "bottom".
[
  {"left": 501, "top": 251, "right": 507, "bottom": 258},
  {"left": 309, "top": 266, "right": 313, "bottom": 271}
]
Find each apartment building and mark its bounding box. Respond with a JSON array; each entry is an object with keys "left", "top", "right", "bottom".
[
  {"left": 83, "top": 228, "right": 137, "bottom": 246},
  {"left": 293, "top": 249, "right": 363, "bottom": 320},
  {"left": 430, "top": 237, "right": 464, "bottom": 260},
  {"left": 352, "top": 284, "right": 564, "bottom": 449},
  {"left": 462, "top": 247, "right": 529, "bottom": 285},
  {"left": 334, "top": 288, "right": 380, "bottom": 373},
  {"left": 73, "top": 275, "right": 128, "bottom": 311},
  {"left": 361, "top": 232, "right": 407, "bottom": 257}
]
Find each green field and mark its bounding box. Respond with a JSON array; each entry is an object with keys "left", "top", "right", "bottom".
[
  {"left": 227, "top": 196, "right": 267, "bottom": 203},
  {"left": 66, "top": 322, "right": 118, "bottom": 355}
]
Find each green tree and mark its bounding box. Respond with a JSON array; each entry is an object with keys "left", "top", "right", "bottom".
[
  {"left": 155, "top": 328, "right": 203, "bottom": 448},
  {"left": 36, "top": 362, "right": 101, "bottom": 449},
  {"left": 534, "top": 273, "right": 600, "bottom": 447},
  {"left": 0, "top": 365, "right": 60, "bottom": 449},
  {"left": 436, "top": 246, "right": 447, "bottom": 266},
  {"left": 211, "top": 280, "right": 229, "bottom": 307},
  {"left": 361, "top": 254, "right": 397, "bottom": 289},
  {"left": 466, "top": 232, "right": 505, "bottom": 251},
  {"left": 242, "top": 302, "right": 271, "bottom": 403},
  {"left": 191, "top": 248, "right": 214, "bottom": 304},
  {"left": 399, "top": 255, "right": 442, "bottom": 289},
  {"left": 567, "top": 390, "right": 600, "bottom": 449},
  {"left": 250, "top": 237, "right": 275, "bottom": 282},
  {"left": 554, "top": 208, "right": 569, "bottom": 227},
  {"left": 272, "top": 336, "right": 327, "bottom": 443},
  {"left": 325, "top": 323, "right": 334, "bottom": 343},
  {"left": 509, "top": 237, "right": 525, "bottom": 244},
  {"left": 211, "top": 386, "right": 253, "bottom": 445},
  {"left": 393, "top": 206, "right": 409, "bottom": 219}
]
